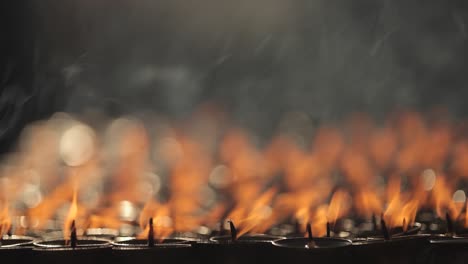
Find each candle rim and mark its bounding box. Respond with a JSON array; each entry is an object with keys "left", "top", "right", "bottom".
[
  {"left": 33, "top": 238, "right": 112, "bottom": 249},
  {"left": 210, "top": 234, "right": 285, "bottom": 243},
  {"left": 272, "top": 237, "right": 352, "bottom": 249}
]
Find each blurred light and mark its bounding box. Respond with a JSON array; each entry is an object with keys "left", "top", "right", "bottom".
[
  {"left": 137, "top": 174, "right": 161, "bottom": 203},
  {"left": 258, "top": 205, "right": 272, "bottom": 219},
  {"left": 155, "top": 216, "right": 173, "bottom": 228},
  {"left": 338, "top": 231, "right": 350, "bottom": 238},
  {"left": 60, "top": 124, "right": 96, "bottom": 166},
  {"left": 80, "top": 185, "right": 101, "bottom": 209},
  {"left": 200, "top": 186, "right": 217, "bottom": 208},
  {"left": 422, "top": 169, "right": 436, "bottom": 191},
  {"left": 196, "top": 226, "right": 211, "bottom": 235},
  {"left": 453, "top": 190, "right": 466, "bottom": 203},
  {"left": 209, "top": 165, "right": 232, "bottom": 188},
  {"left": 24, "top": 169, "right": 40, "bottom": 185},
  {"left": 119, "top": 224, "right": 137, "bottom": 237},
  {"left": 22, "top": 183, "right": 42, "bottom": 208},
  {"left": 155, "top": 137, "right": 183, "bottom": 165},
  {"left": 429, "top": 223, "right": 439, "bottom": 231},
  {"left": 20, "top": 216, "right": 39, "bottom": 229},
  {"left": 342, "top": 219, "right": 354, "bottom": 231},
  {"left": 105, "top": 117, "right": 141, "bottom": 160},
  {"left": 119, "top": 201, "right": 137, "bottom": 222}
]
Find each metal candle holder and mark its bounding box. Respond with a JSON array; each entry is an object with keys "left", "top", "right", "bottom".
[{"left": 33, "top": 238, "right": 112, "bottom": 264}]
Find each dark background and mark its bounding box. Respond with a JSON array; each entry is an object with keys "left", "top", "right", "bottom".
[{"left": 2, "top": 0, "right": 468, "bottom": 153}]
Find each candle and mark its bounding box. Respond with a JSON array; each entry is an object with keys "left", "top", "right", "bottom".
[
  {"left": 352, "top": 235, "right": 431, "bottom": 264},
  {"left": 112, "top": 238, "right": 192, "bottom": 264},
  {"left": 356, "top": 222, "right": 422, "bottom": 239},
  {"left": 194, "top": 233, "right": 283, "bottom": 264},
  {"left": 33, "top": 238, "right": 112, "bottom": 264},
  {"left": 272, "top": 237, "right": 352, "bottom": 263}
]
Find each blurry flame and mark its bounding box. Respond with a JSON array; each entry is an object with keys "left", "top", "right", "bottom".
[
  {"left": 341, "top": 150, "right": 374, "bottom": 187},
  {"left": 327, "top": 190, "right": 350, "bottom": 227},
  {"left": 312, "top": 127, "right": 344, "bottom": 171},
  {"left": 311, "top": 205, "right": 328, "bottom": 237},
  {"left": 422, "top": 169, "right": 437, "bottom": 191},
  {"left": 354, "top": 189, "right": 383, "bottom": 219},
  {"left": 1, "top": 107, "right": 468, "bottom": 237},
  {"left": 431, "top": 175, "right": 460, "bottom": 219},
  {"left": 369, "top": 127, "right": 397, "bottom": 169},
  {"left": 227, "top": 187, "right": 277, "bottom": 237},
  {"left": 64, "top": 188, "right": 78, "bottom": 241},
  {"left": 138, "top": 201, "right": 173, "bottom": 242},
  {"left": 382, "top": 176, "right": 420, "bottom": 229},
  {"left": 0, "top": 204, "right": 11, "bottom": 237},
  {"left": 465, "top": 202, "right": 468, "bottom": 228}
]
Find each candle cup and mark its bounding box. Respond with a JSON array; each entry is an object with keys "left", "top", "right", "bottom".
[
  {"left": 1, "top": 235, "right": 35, "bottom": 246},
  {"left": 272, "top": 237, "right": 352, "bottom": 264},
  {"left": 429, "top": 236, "right": 468, "bottom": 264},
  {"left": 112, "top": 238, "right": 191, "bottom": 245},
  {"left": 193, "top": 234, "right": 283, "bottom": 264},
  {"left": 0, "top": 235, "right": 35, "bottom": 262},
  {"left": 352, "top": 234, "right": 431, "bottom": 264},
  {"left": 33, "top": 238, "right": 112, "bottom": 264},
  {"left": 112, "top": 238, "right": 192, "bottom": 264},
  {"left": 356, "top": 222, "right": 422, "bottom": 239}
]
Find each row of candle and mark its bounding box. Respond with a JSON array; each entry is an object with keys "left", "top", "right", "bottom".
[{"left": 1, "top": 219, "right": 467, "bottom": 264}]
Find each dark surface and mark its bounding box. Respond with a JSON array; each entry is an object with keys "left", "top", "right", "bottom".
[{"left": 429, "top": 237, "right": 468, "bottom": 264}]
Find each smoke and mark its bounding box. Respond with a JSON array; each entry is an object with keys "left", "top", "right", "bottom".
[{"left": 29, "top": 0, "right": 468, "bottom": 135}]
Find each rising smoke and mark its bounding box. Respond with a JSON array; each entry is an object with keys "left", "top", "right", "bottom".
[{"left": 2, "top": 0, "right": 468, "bottom": 151}]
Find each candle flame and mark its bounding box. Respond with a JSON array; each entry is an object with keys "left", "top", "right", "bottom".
[{"left": 64, "top": 188, "right": 78, "bottom": 242}]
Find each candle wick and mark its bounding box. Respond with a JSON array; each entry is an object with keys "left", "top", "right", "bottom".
[
  {"left": 326, "top": 222, "right": 331, "bottom": 238},
  {"left": 372, "top": 214, "right": 378, "bottom": 232},
  {"left": 306, "top": 222, "right": 313, "bottom": 241},
  {"left": 148, "top": 218, "right": 155, "bottom": 247},
  {"left": 380, "top": 214, "right": 390, "bottom": 241},
  {"left": 446, "top": 212, "right": 454, "bottom": 236},
  {"left": 228, "top": 220, "right": 237, "bottom": 242},
  {"left": 306, "top": 222, "right": 317, "bottom": 248},
  {"left": 402, "top": 218, "right": 407, "bottom": 234},
  {"left": 70, "top": 220, "right": 77, "bottom": 248},
  {"left": 294, "top": 219, "right": 301, "bottom": 235},
  {"left": 7, "top": 225, "right": 12, "bottom": 237}
]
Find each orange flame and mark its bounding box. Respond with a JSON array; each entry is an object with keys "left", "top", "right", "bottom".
[
  {"left": 354, "top": 189, "right": 383, "bottom": 219},
  {"left": 399, "top": 200, "right": 419, "bottom": 231},
  {"left": 369, "top": 127, "right": 397, "bottom": 169},
  {"left": 431, "top": 175, "right": 459, "bottom": 219},
  {"left": 138, "top": 201, "right": 173, "bottom": 242},
  {"left": 465, "top": 202, "right": 468, "bottom": 228},
  {"left": 327, "top": 190, "right": 350, "bottom": 227},
  {"left": 64, "top": 188, "right": 78, "bottom": 241},
  {"left": 0, "top": 204, "right": 11, "bottom": 237},
  {"left": 227, "top": 187, "right": 277, "bottom": 237},
  {"left": 3, "top": 107, "right": 468, "bottom": 238},
  {"left": 382, "top": 176, "right": 420, "bottom": 229},
  {"left": 311, "top": 205, "right": 328, "bottom": 237}
]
